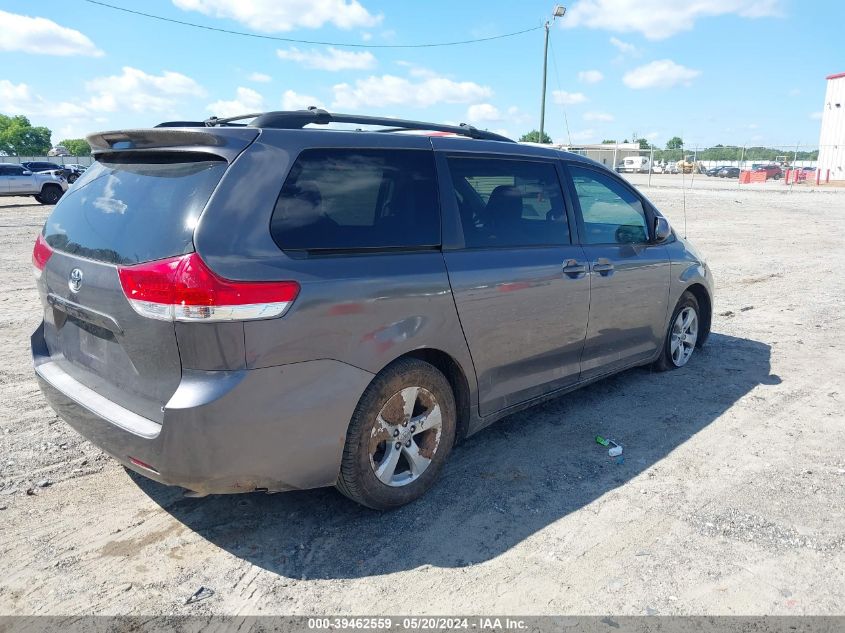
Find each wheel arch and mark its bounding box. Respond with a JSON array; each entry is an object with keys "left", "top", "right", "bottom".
[
  {"left": 40, "top": 182, "right": 61, "bottom": 193},
  {"left": 391, "top": 348, "right": 473, "bottom": 443},
  {"left": 684, "top": 282, "right": 712, "bottom": 347}
]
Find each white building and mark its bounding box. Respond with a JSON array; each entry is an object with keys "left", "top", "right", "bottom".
[
  {"left": 817, "top": 72, "right": 845, "bottom": 182},
  {"left": 520, "top": 141, "right": 641, "bottom": 167}
]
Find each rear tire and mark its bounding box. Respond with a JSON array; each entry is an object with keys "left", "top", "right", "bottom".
[
  {"left": 653, "top": 291, "right": 700, "bottom": 372},
  {"left": 336, "top": 358, "right": 456, "bottom": 510},
  {"left": 36, "top": 185, "right": 62, "bottom": 205}
]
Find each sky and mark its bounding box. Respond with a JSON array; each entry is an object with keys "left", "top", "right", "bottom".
[{"left": 0, "top": 0, "right": 842, "bottom": 149}]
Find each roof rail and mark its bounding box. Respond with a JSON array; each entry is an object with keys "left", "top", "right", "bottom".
[{"left": 156, "top": 108, "right": 514, "bottom": 142}]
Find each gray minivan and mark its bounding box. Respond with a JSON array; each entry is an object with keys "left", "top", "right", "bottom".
[{"left": 32, "top": 110, "right": 713, "bottom": 509}]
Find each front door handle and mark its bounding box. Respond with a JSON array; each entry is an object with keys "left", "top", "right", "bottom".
[
  {"left": 562, "top": 259, "right": 587, "bottom": 278},
  {"left": 592, "top": 258, "right": 615, "bottom": 276}
]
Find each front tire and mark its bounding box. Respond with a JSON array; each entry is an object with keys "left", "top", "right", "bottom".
[
  {"left": 654, "top": 292, "right": 700, "bottom": 371},
  {"left": 36, "top": 185, "right": 62, "bottom": 205},
  {"left": 336, "top": 358, "right": 456, "bottom": 510}
]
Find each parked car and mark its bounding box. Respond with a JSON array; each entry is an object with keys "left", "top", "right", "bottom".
[
  {"left": 706, "top": 166, "right": 730, "bottom": 177},
  {"left": 718, "top": 167, "right": 741, "bottom": 178},
  {"left": 754, "top": 164, "right": 783, "bottom": 179},
  {"left": 793, "top": 167, "right": 816, "bottom": 182},
  {"left": 655, "top": 162, "right": 679, "bottom": 174},
  {"left": 31, "top": 110, "right": 713, "bottom": 509},
  {"left": 0, "top": 163, "right": 67, "bottom": 204},
  {"left": 22, "top": 161, "right": 83, "bottom": 184},
  {"left": 48, "top": 146, "right": 71, "bottom": 157}
]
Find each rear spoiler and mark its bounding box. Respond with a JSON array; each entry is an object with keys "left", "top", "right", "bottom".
[{"left": 86, "top": 127, "right": 260, "bottom": 163}]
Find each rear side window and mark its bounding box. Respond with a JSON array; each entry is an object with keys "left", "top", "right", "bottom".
[
  {"left": 270, "top": 148, "right": 439, "bottom": 251},
  {"left": 43, "top": 154, "right": 226, "bottom": 265},
  {"left": 446, "top": 156, "right": 569, "bottom": 248}
]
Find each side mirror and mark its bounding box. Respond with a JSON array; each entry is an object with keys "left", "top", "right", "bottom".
[
  {"left": 21, "top": 170, "right": 32, "bottom": 176},
  {"left": 653, "top": 216, "right": 672, "bottom": 243}
]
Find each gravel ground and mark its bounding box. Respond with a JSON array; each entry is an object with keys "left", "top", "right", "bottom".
[{"left": 0, "top": 183, "right": 843, "bottom": 616}]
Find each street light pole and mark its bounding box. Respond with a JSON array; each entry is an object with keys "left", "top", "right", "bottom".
[
  {"left": 539, "top": 5, "right": 566, "bottom": 145},
  {"left": 539, "top": 20, "right": 550, "bottom": 144}
]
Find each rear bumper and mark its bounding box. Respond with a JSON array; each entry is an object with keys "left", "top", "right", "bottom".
[{"left": 34, "top": 330, "right": 374, "bottom": 495}]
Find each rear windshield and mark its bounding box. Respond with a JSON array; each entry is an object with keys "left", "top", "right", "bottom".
[
  {"left": 43, "top": 154, "right": 226, "bottom": 265},
  {"left": 270, "top": 148, "right": 440, "bottom": 251}
]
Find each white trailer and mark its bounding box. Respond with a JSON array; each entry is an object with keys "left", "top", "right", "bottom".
[{"left": 621, "top": 156, "right": 650, "bottom": 173}]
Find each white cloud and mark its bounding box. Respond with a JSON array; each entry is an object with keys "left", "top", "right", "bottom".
[
  {"left": 332, "top": 74, "right": 492, "bottom": 110},
  {"left": 0, "top": 10, "right": 103, "bottom": 57},
  {"left": 578, "top": 70, "right": 604, "bottom": 84},
  {"left": 172, "top": 0, "right": 382, "bottom": 32},
  {"left": 207, "top": 87, "right": 264, "bottom": 117},
  {"left": 646, "top": 131, "right": 659, "bottom": 140},
  {"left": 609, "top": 36, "right": 637, "bottom": 53},
  {"left": 809, "top": 111, "right": 823, "bottom": 120},
  {"left": 466, "top": 103, "right": 502, "bottom": 122},
  {"left": 361, "top": 32, "right": 373, "bottom": 41},
  {"left": 583, "top": 111, "right": 614, "bottom": 122},
  {"left": 623, "top": 59, "right": 700, "bottom": 89},
  {"left": 282, "top": 89, "right": 324, "bottom": 110},
  {"left": 552, "top": 91, "right": 588, "bottom": 105},
  {"left": 565, "top": 0, "right": 782, "bottom": 40},
  {"left": 0, "top": 80, "right": 88, "bottom": 119},
  {"left": 568, "top": 129, "right": 596, "bottom": 143},
  {"left": 276, "top": 47, "right": 376, "bottom": 71},
  {"left": 466, "top": 105, "right": 529, "bottom": 131},
  {"left": 788, "top": 88, "right": 800, "bottom": 97},
  {"left": 86, "top": 67, "right": 206, "bottom": 113},
  {"left": 248, "top": 72, "right": 272, "bottom": 83},
  {"left": 506, "top": 106, "right": 531, "bottom": 125}
]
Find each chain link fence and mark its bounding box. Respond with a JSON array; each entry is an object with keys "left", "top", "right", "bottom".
[
  {"left": 554, "top": 143, "right": 840, "bottom": 191},
  {"left": 1, "top": 155, "right": 95, "bottom": 167}
]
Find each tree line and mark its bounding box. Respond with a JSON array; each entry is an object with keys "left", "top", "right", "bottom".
[
  {"left": 519, "top": 130, "right": 819, "bottom": 161},
  {"left": 0, "top": 114, "right": 90, "bottom": 157}
]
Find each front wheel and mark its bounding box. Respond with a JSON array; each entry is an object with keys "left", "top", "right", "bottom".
[
  {"left": 654, "top": 292, "right": 700, "bottom": 371},
  {"left": 36, "top": 185, "right": 62, "bottom": 205},
  {"left": 336, "top": 358, "right": 456, "bottom": 510}
]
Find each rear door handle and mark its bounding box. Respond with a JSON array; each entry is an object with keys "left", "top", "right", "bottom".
[
  {"left": 592, "top": 258, "right": 615, "bottom": 275},
  {"left": 562, "top": 259, "right": 587, "bottom": 278}
]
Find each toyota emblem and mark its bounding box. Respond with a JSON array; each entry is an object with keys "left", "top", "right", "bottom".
[{"left": 68, "top": 268, "right": 83, "bottom": 293}]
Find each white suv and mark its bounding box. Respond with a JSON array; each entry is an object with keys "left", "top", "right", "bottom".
[{"left": 0, "top": 163, "right": 68, "bottom": 204}]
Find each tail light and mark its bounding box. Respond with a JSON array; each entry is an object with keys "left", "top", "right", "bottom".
[
  {"left": 117, "top": 252, "right": 299, "bottom": 322},
  {"left": 32, "top": 233, "right": 53, "bottom": 279}
]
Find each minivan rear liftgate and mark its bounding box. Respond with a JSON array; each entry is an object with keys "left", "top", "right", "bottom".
[{"left": 32, "top": 128, "right": 260, "bottom": 430}]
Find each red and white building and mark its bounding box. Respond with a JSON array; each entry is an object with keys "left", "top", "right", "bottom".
[{"left": 817, "top": 72, "right": 845, "bottom": 182}]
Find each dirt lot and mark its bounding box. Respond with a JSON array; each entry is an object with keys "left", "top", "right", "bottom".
[{"left": 1, "top": 184, "right": 844, "bottom": 616}]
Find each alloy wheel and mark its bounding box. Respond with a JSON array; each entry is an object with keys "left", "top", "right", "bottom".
[
  {"left": 670, "top": 306, "right": 698, "bottom": 367},
  {"left": 369, "top": 386, "right": 443, "bottom": 487}
]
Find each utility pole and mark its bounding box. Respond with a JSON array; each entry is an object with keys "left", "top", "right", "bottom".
[{"left": 539, "top": 5, "right": 566, "bottom": 144}]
